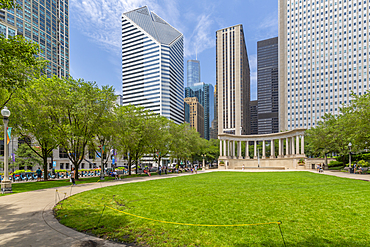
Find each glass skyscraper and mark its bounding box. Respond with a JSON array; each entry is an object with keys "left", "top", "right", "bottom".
[
  {"left": 185, "top": 82, "right": 214, "bottom": 140},
  {"left": 257, "top": 37, "right": 279, "bottom": 134},
  {"left": 187, "top": 60, "right": 200, "bottom": 87},
  {"left": 122, "top": 6, "right": 184, "bottom": 124},
  {"left": 1, "top": 0, "right": 70, "bottom": 78}
]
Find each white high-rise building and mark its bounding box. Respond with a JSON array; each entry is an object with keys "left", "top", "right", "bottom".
[
  {"left": 279, "top": 0, "right": 370, "bottom": 131},
  {"left": 121, "top": 6, "right": 184, "bottom": 124}
]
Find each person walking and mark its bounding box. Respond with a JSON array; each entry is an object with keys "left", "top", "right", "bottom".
[
  {"left": 242, "top": 164, "right": 245, "bottom": 171},
  {"left": 158, "top": 166, "right": 162, "bottom": 175},
  {"left": 70, "top": 167, "right": 76, "bottom": 186},
  {"left": 36, "top": 167, "right": 42, "bottom": 182}
]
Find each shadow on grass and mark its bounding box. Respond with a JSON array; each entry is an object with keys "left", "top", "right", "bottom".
[
  {"left": 235, "top": 235, "right": 368, "bottom": 247},
  {"left": 54, "top": 206, "right": 137, "bottom": 245}
]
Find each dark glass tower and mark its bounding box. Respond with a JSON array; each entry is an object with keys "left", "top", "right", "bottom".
[
  {"left": 1, "top": 0, "right": 70, "bottom": 78},
  {"left": 187, "top": 60, "right": 200, "bottom": 87},
  {"left": 257, "top": 37, "right": 278, "bottom": 134}
]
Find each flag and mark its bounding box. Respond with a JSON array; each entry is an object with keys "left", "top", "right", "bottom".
[
  {"left": 12, "top": 153, "right": 15, "bottom": 162},
  {"left": 112, "top": 156, "right": 115, "bottom": 165},
  {"left": 7, "top": 127, "right": 12, "bottom": 145}
]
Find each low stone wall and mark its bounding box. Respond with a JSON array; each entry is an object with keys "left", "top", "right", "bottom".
[{"left": 218, "top": 157, "right": 308, "bottom": 170}]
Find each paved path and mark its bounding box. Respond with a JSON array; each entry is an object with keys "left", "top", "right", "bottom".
[
  {"left": 1, "top": 169, "right": 369, "bottom": 247},
  {"left": 0, "top": 173, "right": 194, "bottom": 247}
]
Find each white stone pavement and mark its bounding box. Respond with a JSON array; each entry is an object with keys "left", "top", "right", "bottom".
[{"left": 0, "top": 169, "right": 369, "bottom": 247}]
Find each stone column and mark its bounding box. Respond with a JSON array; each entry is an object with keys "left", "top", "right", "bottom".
[
  {"left": 291, "top": 137, "right": 295, "bottom": 155},
  {"left": 223, "top": 140, "right": 226, "bottom": 157},
  {"left": 245, "top": 141, "right": 250, "bottom": 159},
  {"left": 254, "top": 140, "right": 257, "bottom": 159},
  {"left": 232, "top": 141, "right": 235, "bottom": 158},
  {"left": 220, "top": 140, "right": 223, "bottom": 157},
  {"left": 301, "top": 135, "right": 305, "bottom": 155},
  {"left": 238, "top": 141, "right": 242, "bottom": 159},
  {"left": 285, "top": 137, "right": 289, "bottom": 157},
  {"left": 296, "top": 136, "right": 300, "bottom": 155},
  {"left": 227, "top": 140, "right": 230, "bottom": 157},
  {"left": 278, "top": 139, "right": 282, "bottom": 158},
  {"left": 271, "top": 140, "right": 275, "bottom": 158},
  {"left": 262, "top": 140, "right": 266, "bottom": 159}
]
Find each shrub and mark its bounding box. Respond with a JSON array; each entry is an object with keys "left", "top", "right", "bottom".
[
  {"left": 328, "top": 161, "right": 343, "bottom": 167},
  {"left": 358, "top": 160, "right": 369, "bottom": 167},
  {"left": 219, "top": 160, "right": 225, "bottom": 164},
  {"left": 55, "top": 169, "right": 67, "bottom": 173}
]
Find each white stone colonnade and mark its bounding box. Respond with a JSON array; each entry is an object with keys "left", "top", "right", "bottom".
[{"left": 218, "top": 128, "right": 306, "bottom": 160}]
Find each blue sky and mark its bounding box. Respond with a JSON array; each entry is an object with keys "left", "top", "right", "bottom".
[{"left": 69, "top": 0, "right": 278, "bottom": 100}]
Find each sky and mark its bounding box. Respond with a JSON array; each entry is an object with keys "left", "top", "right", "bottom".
[{"left": 69, "top": 0, "right": 278, "bottom": 100}]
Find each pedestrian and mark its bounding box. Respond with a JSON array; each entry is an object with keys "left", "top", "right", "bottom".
[
  {"left": 316, "top": 164, "right": 320, "bottom": 172},
  {"left": 158, "top": 166, "right": 162, "bottom": 175},
  {"left": 195, "top": 165, "right": 198, "bottom": 174},
  {"left": 354, "top": 162, "right": 357, "bottom": 173},
  {"left": 36, "top": 167, "right": 42, "bottom": 182},
  {"left": 70, "top": 167, "right": 76, "bottom": 186},
  {"left": 242, "top": 164, "right": 245, "bottom": 171}
]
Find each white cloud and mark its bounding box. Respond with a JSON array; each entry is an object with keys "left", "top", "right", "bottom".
[
  {"left": 70, "top": 0, "right": 216, "bottom": 58},
  {"left": 185, "top": 14, "right": 215, "bottom": 58},
  {"left": 70, "top": 0, "right": 159, "bottom": 53}
]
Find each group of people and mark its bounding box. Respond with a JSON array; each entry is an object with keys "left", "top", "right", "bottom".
[{"left": 353, "top": 163, "right": 364, "bottom": 174}]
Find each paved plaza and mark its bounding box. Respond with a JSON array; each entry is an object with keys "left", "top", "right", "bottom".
[{"left": 0, "top": 170, "right": 369, "bottom": 247}]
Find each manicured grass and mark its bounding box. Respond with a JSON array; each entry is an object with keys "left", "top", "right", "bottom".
[
  {"left": 55, "top": 172, "right": 370, "bottom": 246},
  {"left": 0, "top": 176, "right": 116, "bottom": 196}
]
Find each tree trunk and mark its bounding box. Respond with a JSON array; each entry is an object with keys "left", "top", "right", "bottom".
[
  {"left": 43, "top": 156, "right": 48, "bottom": 181},
  {"left": 74, "top": 163, "right": 79, "bottom": 179},
  {"left": 128, "top": 155, "right": 132, "bottom": 175}
]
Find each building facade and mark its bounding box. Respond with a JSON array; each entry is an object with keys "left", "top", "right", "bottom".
[
  {"left": 1, "top": 0, "right": 70, "bottom": 77},
  {"left": 121, "top": 6, "right": 184, "bottom": 124},
  {"left": 187, "top": 59, "right": 200, "bottom": 87},
  {"left": 216, "top": 24, "right": 251, "bottom": 136},
  {"left": 185, "top": 82, "right": 214, "bottom": 140},
  {"left": 0, "top": 21, "right": 16, "bottom": 37},
  {"left": 184, "top": 97, "right": 204, "bottom": 138},
  {"left": 279, "top": 0, "right": 370, "bottom": 130},
  {"left": 250, "top": 100, "right": 258, "bottom": 135},
  {"left": 257, "top": 37, "right": 279, "bottom": 134}
]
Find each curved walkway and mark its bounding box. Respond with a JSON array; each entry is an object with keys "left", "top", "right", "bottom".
[
  {"left": 0, "top": 173, "right": 194, "bottom": 247},
  {"left": 1, "top": 170, "right": 369, "bottom": 247}
]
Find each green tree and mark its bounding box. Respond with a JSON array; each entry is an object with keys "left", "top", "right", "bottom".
[
  {"left": 0, "top": 32, "right": 47, "bottom": 108},
  {"left": 47, "top": 77, "right": 116, "bottom": 179},
  {"left": 114, "top": 105, "right": 154, "bottom": 175},
  {"left": 13, "top": 144, "right": 42, "bottom": 170},
  {"left": 9, "top": 76, "right": 60, "bottom": 180}
]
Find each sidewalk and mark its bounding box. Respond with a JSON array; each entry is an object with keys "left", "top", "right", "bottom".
[
  {"left": 0, "top": 172, "right": 194, "bottom": 247},
  {"left": 309, "top": 169, "right": 370, "bottom": 181}
]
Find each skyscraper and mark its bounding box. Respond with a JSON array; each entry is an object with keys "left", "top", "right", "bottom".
[
  {"left": 185, "top": 82, "right": 214, "bottom": 140},
  {"left": 279, "top": 0, "right": 369, "bottom": 130},
  {"left": 257, "top": 37, "right": 279, "bottom": 134},
  {"left": 216, "top": 24, "right": 251, "bottom": 135},
  {"left": 122, "top": 6, "right": 184, "bottom": 124},
  {"left": 1, "top": 0, "right": 70, "bottom": 78},
  {"left": 187, "top": 60, "right": 200, "bottom": 87},
  {"left": 184, "top": 97, "right": 204, "bottom": 138},
  {"left": 250, "top": 100, "right": 258, "bottom": 135}
]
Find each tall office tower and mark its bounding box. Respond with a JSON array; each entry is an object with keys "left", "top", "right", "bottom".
[
  {"left": 187, "top": 60, "right": 200, "bottom": 87},
  {"left": 257, "top": 37, "right": 279, "bottom": 134},
  {"left": 216, "top": 24, "right": 251, "bottom": 135},
  {"left": 122, "top": 6, "right": 184, "bottom": 124},
  {"left": 184, "top": 97, "right": 204, "bottom": 138},
  {"left": 212, "top": 84, "right": 218, "bottom": 138},
  {"left": 279, "top": 0, "right": 370, "bottom": 131},
  {"left": 185, "top": 82, "right": 214, "bottom": 140},
  {"left": 1, "top": 0, "right": 70, "bottom": 78},
  {"left": 250, "top": 100, "right": 258, "bottom": 135},
  {"left": 0, "top": 21, "right": 16, "bottom": 37}
]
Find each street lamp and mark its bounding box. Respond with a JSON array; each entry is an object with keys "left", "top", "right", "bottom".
[
  {"left": 1, "top": 106, "right": 12, "bottom": 193},
  {"left": 201, "top": 154, "right": 206, "bottom": 170},
  {"left": 348, "top": 142, "right": 352, "bottom": 168}
]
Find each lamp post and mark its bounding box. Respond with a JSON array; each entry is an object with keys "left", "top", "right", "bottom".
[
  {"left": 348, "top": 142, "right": 352, "bottom": 168},
  {"left": 1, "top": 106, "right": 12, "bottom": 193},
  {"left": 201, "top": 154, "right": 206, "bottom": 170}
]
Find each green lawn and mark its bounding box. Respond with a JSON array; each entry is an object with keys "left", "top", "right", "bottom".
[
  {"left": 0, "top": 176, "right": 116, "bottom": 196},
  {"left": 54, "top": 172, "right": 370, "bottom": 246}
]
